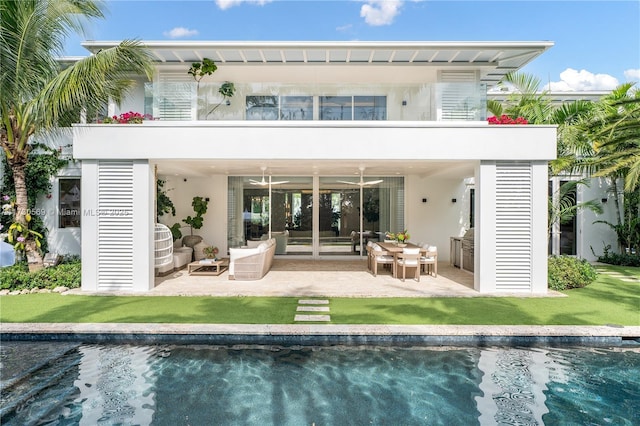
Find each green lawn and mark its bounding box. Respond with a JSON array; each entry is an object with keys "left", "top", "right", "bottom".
[{"left": 1, "top": 265, "right": 638, "bottom": 326}]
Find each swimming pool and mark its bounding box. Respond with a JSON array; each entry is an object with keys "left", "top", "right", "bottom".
[{"left": 1, "top": 342, "right": 639, "bottom": 425}]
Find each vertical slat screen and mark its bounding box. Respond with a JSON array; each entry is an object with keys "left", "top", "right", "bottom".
[
  {"left": 155, "top": 73, "right": 195, "bottom": 120},
  {"left": 495, "top": 162, "right": 533, "bottom": 291},
  {"left": 439, "top": 71, "right": 479, "bottom": 121},
  {"left": 97, "top": 161, "right": 134, "bottom": 289}
]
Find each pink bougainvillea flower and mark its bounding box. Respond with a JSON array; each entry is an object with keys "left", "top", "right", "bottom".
[{"left": 487, "top": 115, "right": 528, "bottom": 125}]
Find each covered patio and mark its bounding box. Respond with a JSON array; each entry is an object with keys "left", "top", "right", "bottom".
[{"left": 152, "top": 260, "right": 511, "bottom": 298}]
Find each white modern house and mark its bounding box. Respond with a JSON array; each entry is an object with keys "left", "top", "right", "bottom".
[{"left": 62, "top": 40, "right": 563, "bottom": 293}]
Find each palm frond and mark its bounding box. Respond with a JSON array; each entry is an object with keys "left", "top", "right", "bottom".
[
  {"left": 503, "top": 72, "right": 542, "bottom": 95},
  {"left": 37, "top": 40, "right": 154, "bottom": 128},
  {"left": 486, "top": 99, "right": 503, "bottom": 117},
  {"left": 0, "top": 0, "right": 104, "bottom": 106}
]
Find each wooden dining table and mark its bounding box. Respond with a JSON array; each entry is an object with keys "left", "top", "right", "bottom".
[
  {"left": 375, "top": 242, "right": 426, "bottom": 279},
  {"left": 377, "top": 241, "right": 425, "bottom": 254}
]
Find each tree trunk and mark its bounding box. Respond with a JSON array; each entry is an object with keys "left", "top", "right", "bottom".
[{"left": 9, "top": 159, "right": 43, "bottom": 265}]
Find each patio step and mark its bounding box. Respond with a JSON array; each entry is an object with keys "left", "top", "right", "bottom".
[
  {"left": 294, "top": 299, "right": 331, "bottom": 322},
  {"left": 298, "top": 299, "right": 330, "bottom": 305},
  {"left": 294, "top": 315, "right": 331, "bottom": 322},
  {"left": 297, "top": 306, "right": 330, "bottom": 312}
]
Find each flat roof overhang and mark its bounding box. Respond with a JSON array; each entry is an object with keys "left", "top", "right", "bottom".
[{"left": 79, "top": 40, "right": 554, "bottom": 87}]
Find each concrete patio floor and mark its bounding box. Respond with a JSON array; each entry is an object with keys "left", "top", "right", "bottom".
[{"left": 149, "top": 259, "right": 559, "bottom": 298}]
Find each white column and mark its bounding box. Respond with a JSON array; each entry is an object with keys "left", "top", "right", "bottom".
[
  {"left": 475, "top": 161, "right": 497, "bottom": 293},
  {"left": 80, "top": 161, "right": 99, "bottom": 291},
  {"left": 132, "top": 161, "right": 154, "bottom": 291},
  {"left": 531, "top": 161, "right": 549, "bottom": 293},
  {"left": 475, "top": 160, "right": 549, "bottom": 294}
]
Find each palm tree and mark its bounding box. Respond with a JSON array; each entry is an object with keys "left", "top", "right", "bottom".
[
  {"left": 0, "top": 0, "right": 153, "bottom": 264},
  {"left": 584, "top": 84, "right": 640, "bottom": 191},
  {"left": 487, "top": 72, "right": 554, "bottom": 124},
  {"left": 548, "top": 179, "right": 603, "bottom": 242},
  {"left": 489, "top": 72, "right": 603, "bottom": 254},
  {"left": 568, "top": 84, "right": 640, "bottom": 253}
]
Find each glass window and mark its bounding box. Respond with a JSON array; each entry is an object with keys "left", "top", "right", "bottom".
[
  {"left": 559, "top": 180, "right": 577, "bottom": 255},
  {"left": 320, "top": 96, "right": 352, "bottom": 120},
  {"left": 59, "top": 178, "right": 81, "bottom": 228},
  {"left": 280, "top": 96, "right": 313, "bottom": 120},
  {"left": 246, "top": 96, "right": 279, "bottom": 120},
  {"left": 354, "top": 96, "right": 387, "bottom": 120}
]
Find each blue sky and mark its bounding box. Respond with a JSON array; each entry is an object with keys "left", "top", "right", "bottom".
[{"left": 64, "top": 0, "right": 640, "bottom": 91}]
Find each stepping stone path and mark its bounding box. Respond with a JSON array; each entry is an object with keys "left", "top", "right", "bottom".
[
  {"left": 596, "top": 268, "right": 640, "bottom": 283},
  {"left": 294, "top": 299, "right": 330, "bottom": 322}
]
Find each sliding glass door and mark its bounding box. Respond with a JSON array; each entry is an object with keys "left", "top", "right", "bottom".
[
  {"left": 228, "top": 175, "right": 403, "bottom": 257},
  {"left": 318, "top": 180, "right": 361, "bottom": 256}
]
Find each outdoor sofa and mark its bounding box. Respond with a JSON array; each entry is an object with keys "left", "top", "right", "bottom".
[{"left": 228, "top": 238, "right": 276, "bottom": 280}]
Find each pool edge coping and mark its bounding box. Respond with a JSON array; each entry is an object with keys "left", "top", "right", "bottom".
[{"left": 3, "top": 324, "right": 639, "bottom": 346}]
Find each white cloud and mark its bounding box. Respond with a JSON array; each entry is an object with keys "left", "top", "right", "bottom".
[
  {"left": 163, "top": 27, "right": 199, "bottom": 39},
  {"left": 360, "top": 0, "right": 403, "bottom": 26},
  {"left": 215, "top": 0, "right": 272, "bottom": 10},
  {"left": 336, "top": 24, "right": 353, "bottom": 32},
  {"left": 546, "top": 68, "right": 619, "bottom": 91},
  {"left": 624, "top": 68, "right": 640, "bottom": 82}
]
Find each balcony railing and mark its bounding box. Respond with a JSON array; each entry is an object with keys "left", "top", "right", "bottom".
[{"left": 143, "top": 82, "right": 487, "bottom": 122}]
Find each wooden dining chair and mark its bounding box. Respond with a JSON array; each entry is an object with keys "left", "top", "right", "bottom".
[
  {"left": 395, "top": 247, "right": 421, "bottom": 282},
  {"left": 370, "top": 243, "right": 395, "bottom": 277},
  {"left": 365, "top": 240, "right": 375, "bottom": 271},
  {"left": 420, "top": 245, "right": 438, "bottom": 277}
]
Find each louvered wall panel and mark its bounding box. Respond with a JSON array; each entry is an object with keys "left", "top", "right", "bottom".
[
  {"left": 97, "top": 162, "right": 134, "bottom": 290},
  {"left": 439, "top": 71, "right": 478, "bottom": 121},
  {"left": 155, "top": 73, "right": 195, "bottom": 121},
  {"left": 495, "top": 162, "right": 533, "bottom": 291}
]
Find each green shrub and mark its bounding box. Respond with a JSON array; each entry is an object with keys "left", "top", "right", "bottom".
[
  {"left": 59, "top": 254, "right": 81, "bottom": 264},
  {"left": 548, "top": 255, "right": 597, "bottom": 291},
  {"left": 0, "top": 263, "right": 30, "bottom": 290},
  {"left": 0, "top": 261, "right": 81, "bottom": 291},
  {"left": 597, "top": 252, "right": 640, "bottom": 266}
]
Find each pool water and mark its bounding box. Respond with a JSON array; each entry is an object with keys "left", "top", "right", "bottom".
[{"left": 1, "top": 343, "right": 639, "bottom": 425}]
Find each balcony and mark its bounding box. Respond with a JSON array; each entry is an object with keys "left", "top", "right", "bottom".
[{"left": 143, "top": 81, "right": 487, "bottom": 122}]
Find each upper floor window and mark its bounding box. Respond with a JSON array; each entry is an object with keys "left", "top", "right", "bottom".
[
  {"left": 246, "top": 95, "right": 387, "bottom": 121},
  {"left": 59, "top": 178, "right": 81, "bottom": 228},
  {"left": 320, "top": 96, "right": 386, "bottom": 120},
  {"left": 246, "top": 96, "right": 313, "bottom": 120}
]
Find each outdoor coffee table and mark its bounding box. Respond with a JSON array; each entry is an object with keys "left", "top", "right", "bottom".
[{"left": 187, "top": 259, "right": 228, "bottom": 276}]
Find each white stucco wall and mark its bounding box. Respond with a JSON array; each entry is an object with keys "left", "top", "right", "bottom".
[
  {"left": 405, "top": 174, "right": 474, "bottom": 262},
  {"left": 157, "top": 175, "right": 229, "bottom": 255},
  {"left": 578, "top": 177, "right": 620, "bottom": 260},
  {"left": 42, "top": 164, "right": 82, "bottom": 256},
  {"left": 73, "top": 122, "right": 558, "bottom": 162}
]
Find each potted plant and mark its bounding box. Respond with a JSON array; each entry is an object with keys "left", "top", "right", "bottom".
[
  {"left": 188, "top": 58, "right": 235, "bottom": 119},
  {"left": 203, "top": 246, "right": 219, "bottom": 260},
  {"left": 176, "top": 196, "right": 209, "bottom": 248},
  {"left": 385, "top": 230, "right": 410, "bottom": 246},
  {"left": 396, "top": 230, "right": 410, "bottom": 244}
]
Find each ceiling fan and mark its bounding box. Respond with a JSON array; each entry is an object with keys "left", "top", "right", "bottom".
[
  {"left": 337, "top": 166, "right": 383, "bottom": 187},
  {"left": 249, "top": 166, "right": 289, "bottom": 186}
]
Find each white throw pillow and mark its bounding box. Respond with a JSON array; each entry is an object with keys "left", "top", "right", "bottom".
[{"left": 229, "top": 247, "right": 260, "bottom": 261}]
